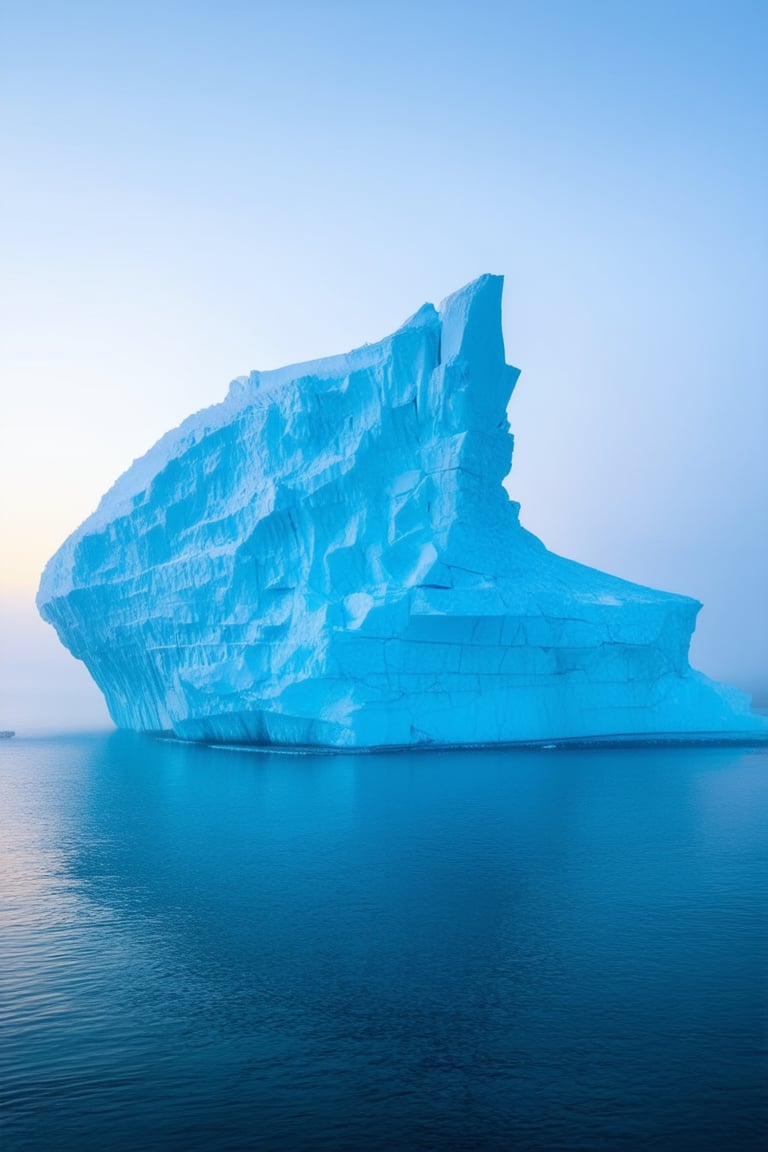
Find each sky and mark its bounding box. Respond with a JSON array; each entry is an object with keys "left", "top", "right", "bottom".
[{"left": 1, "top": 0, "right": 766, "bottom": 730}]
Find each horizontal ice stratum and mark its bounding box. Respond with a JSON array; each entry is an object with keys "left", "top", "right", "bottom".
[{"left": 38, "top": 276, "right": 767, "bottom": 747}]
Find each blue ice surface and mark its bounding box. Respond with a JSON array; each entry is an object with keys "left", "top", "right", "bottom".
[{"left": 37, "top": 276, "right": 768, "bottom": 747}]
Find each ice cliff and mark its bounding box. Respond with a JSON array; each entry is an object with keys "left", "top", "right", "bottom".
[{"left": 37, "top": 276, "right": 767, "bottom": 747}]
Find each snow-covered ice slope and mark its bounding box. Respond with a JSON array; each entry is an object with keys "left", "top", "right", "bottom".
[{"left": 38, "top": 276, "right": 767, "bottom": 746}]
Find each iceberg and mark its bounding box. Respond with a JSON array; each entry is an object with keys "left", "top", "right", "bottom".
[{"left": 37, "top": 276, "right": 767, "bottom": 747}]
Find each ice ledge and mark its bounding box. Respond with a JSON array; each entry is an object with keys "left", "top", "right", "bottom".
[{"left": 150, "top": 730, "right": 768, "bottom": 758}]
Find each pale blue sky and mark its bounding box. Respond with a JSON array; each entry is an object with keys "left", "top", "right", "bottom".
[{"left": 1, "top": 0, "right": 766, "bottom": 729}]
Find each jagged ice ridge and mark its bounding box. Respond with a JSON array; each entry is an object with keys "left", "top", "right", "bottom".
[{"left": 38, "top": 276, "right": 767, "bottom": 747}]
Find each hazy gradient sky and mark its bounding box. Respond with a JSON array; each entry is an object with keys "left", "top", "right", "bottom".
[{"left": 1, "top": 0, "right": 766, "bottom": 730}]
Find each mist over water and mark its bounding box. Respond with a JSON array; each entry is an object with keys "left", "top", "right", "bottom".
[{"left": 2, "top": 733, "right": 766, "bottom": 1150}]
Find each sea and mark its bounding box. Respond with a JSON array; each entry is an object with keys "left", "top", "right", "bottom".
[{"left": 1, "top": 732, "right": 766, "bottom": 1151}]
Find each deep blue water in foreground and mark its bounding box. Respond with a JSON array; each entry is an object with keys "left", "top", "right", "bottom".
[{"left": 1, "top": 734, "right": 766, "bottom": 1151}]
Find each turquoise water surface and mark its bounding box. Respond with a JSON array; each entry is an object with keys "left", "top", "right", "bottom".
[{"left": 1, "top": 733, "right": 766, "bottom": 1150}]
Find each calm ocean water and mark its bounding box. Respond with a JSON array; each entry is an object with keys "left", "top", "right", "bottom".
[{"left": 1, "top": 733, "right": 766, "bottom": 1151}]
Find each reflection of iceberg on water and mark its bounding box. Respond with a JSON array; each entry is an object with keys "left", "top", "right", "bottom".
[{"left": 37, "top": 276, "right": 768, "bottom": 748}]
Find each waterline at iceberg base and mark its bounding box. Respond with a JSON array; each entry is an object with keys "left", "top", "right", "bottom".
[{"left": 37, "top": 276, "right": 767, "bottom": 748}]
